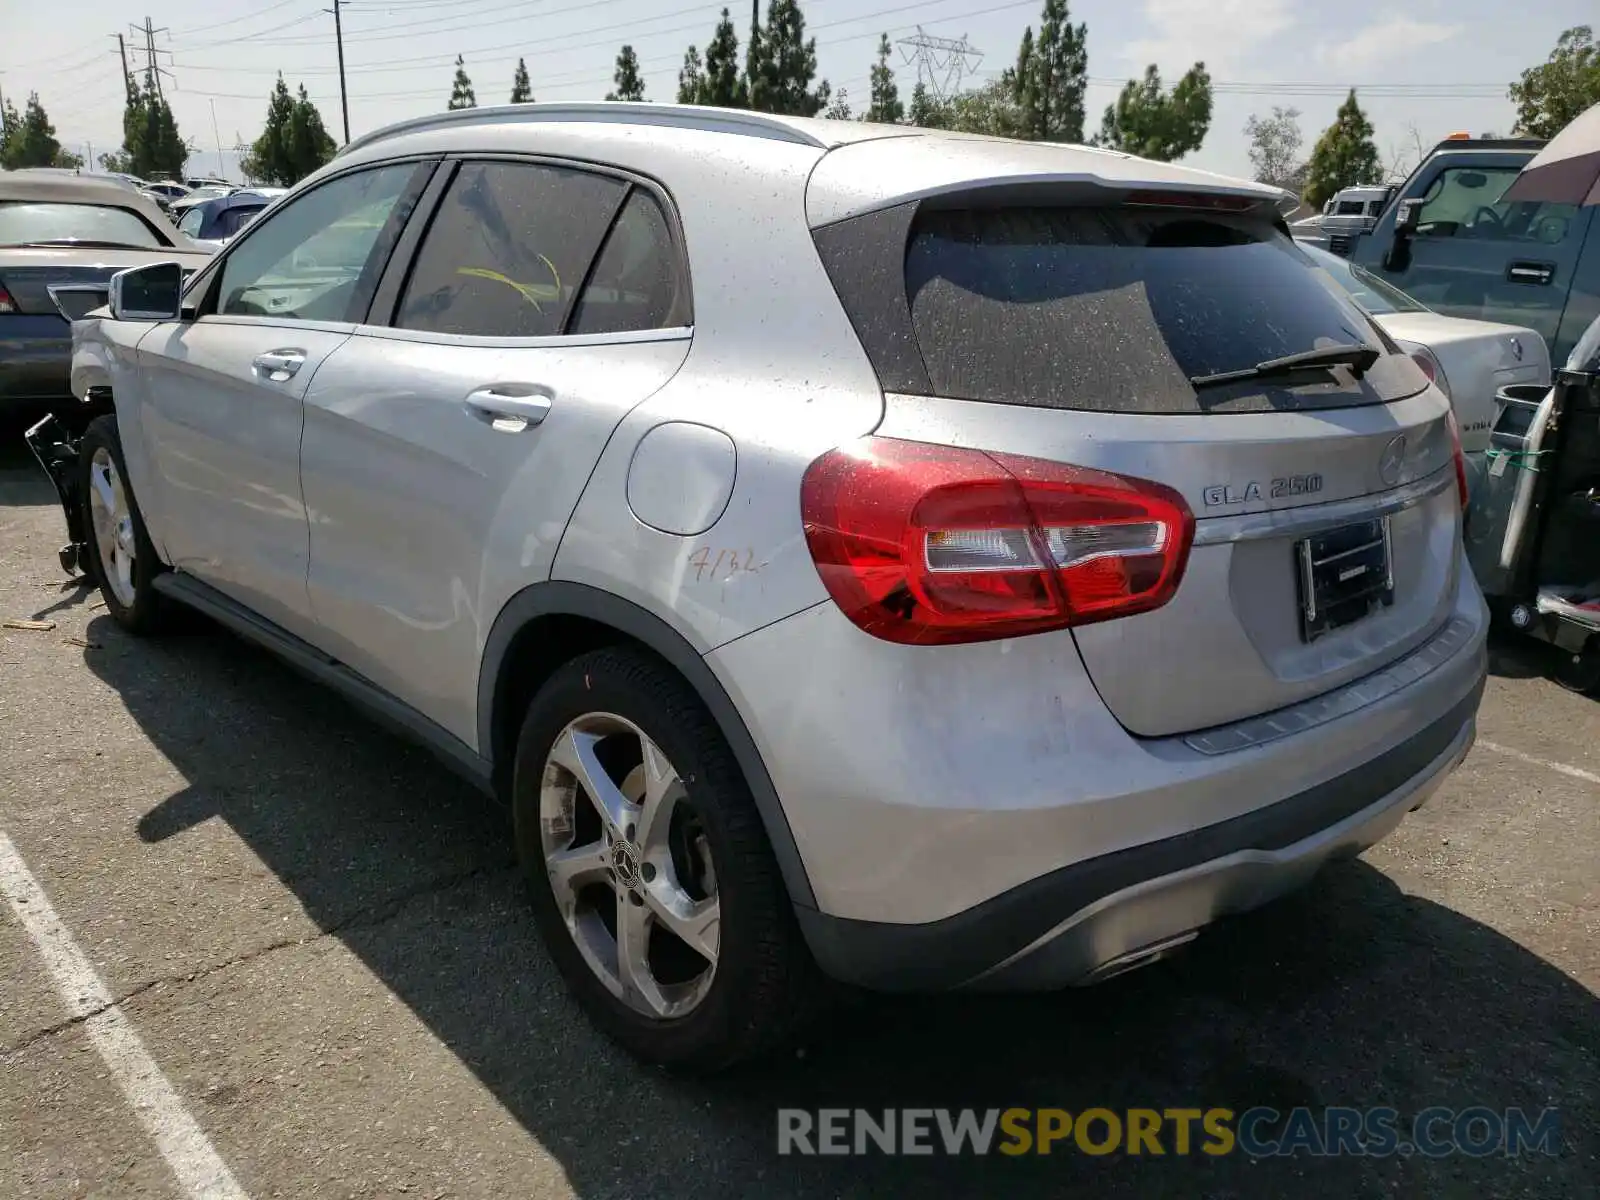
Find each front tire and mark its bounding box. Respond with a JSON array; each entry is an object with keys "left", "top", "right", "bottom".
[
  {"left": 79, "top": 415, "right": 168, "bottom": 635},
  {"left": 1551, "top": 637, "right": 1600, "bottom": 695},
  {"left": 512, "top": 646, "right": 820, "bottom": 1072}
]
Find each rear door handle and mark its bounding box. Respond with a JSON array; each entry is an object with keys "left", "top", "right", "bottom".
[
  {"left": 1506, "top": 260, "right": 1555, "bottom": 286},
  {"left": 252, "top": 349, "right": 306, "bottom": 381},
  {"left": 464, "top": 385, "right": 553, "bottom": 433}
]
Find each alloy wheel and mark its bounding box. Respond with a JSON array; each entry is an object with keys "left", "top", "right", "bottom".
[
  {"left": 539, "top": 712, "right": 720, "bottom": 1019},
  {"left": 87, "top": 446, "right": 137, "bottom": 608}
]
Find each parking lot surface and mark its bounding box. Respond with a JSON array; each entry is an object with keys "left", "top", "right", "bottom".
[{"left": 1, "top": 426, "right": 1596, "bottom": 1199}]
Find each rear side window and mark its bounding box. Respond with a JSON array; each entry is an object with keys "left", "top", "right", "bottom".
[
  {"left": 903, "top": 206, "right": 1406, "bottom": 414},
  {"left": 397, "top": 161, "right": 626, "bottom": 337},
  {"left": 568, "top": 189, "right": 689, "bottom": 334}
]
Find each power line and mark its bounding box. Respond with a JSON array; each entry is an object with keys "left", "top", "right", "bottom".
[{"left": 168, "top": 0, "right": 309, "bottom": 38}]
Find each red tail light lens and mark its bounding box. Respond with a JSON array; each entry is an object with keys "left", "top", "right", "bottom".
[
  {"left": 0, "top": 283, "right": 15, "bottom": 314},
  {"left": 1445, "top": 408, "right": 1469, "bottom": 511},
  {"left": 800, "top": 437, "right": 1195, "bottom": 645}
]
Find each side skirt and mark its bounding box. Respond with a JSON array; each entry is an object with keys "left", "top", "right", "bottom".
[{"left": 152, "top": 572, "right": 496, "bottom": 797}]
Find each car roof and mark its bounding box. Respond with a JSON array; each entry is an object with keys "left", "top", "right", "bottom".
[
  {"left": 333, "top": 100, "right": 1285, "bottom": 227},
  {"left": 0, "top": 170, "right": 180, "bottom": 234}
]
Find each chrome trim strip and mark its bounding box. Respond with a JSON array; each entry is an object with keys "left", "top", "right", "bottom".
[
  {"left": 1193, "top": 465, "right": 1453, "bottom": 546},
  {"left": 1182, "top": 614, "right": 1476, "bottom": 757}
]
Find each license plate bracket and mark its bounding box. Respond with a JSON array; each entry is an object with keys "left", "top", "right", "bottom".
[{"left": 1295, "top": 517, "right": 1394, "bottom": 642}]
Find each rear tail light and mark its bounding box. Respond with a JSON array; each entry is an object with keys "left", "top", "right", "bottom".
[
  {"left": 800, "top": 437, "right": 1195, "bottom": 645},
  {"left": 1405, "top": 343, "right": 1452, "bottom": 399},
  {"left": 0, "top": 283, "right": 14, "bottom": 314},
  {"left": 1445, "top": 408, "right": 1469, "bottom": 511}
]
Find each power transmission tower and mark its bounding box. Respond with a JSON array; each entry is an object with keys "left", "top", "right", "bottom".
[
  {"left": 131, "top": 17, "right": 174, "bottom": 98},
  {"left": 895, "top": 27, "right": 983, "bottom": 100}
]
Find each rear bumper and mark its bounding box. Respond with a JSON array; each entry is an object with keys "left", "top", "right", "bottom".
[
  {"left": 0, "top": 315, "right": 72, "bottom": 402},
  {"left": 707, "top": 546, "right": 1488, "bottom": 990},
  {"left": 796, "top": 686, "right": 1477, "bottom": 991}
]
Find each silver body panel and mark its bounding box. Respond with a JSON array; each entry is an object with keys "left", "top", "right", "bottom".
[{"left": 69, "top": 104, "right": 1487, "bottom": 989}]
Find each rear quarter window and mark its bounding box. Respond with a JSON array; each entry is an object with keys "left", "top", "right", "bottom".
[{"left": 899, "top": 205, "right": 1417, "bottom": 414}]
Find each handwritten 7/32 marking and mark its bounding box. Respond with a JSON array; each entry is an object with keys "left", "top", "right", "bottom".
[{"left": 689, "top": 548, "right": 765, "bottom": 583}]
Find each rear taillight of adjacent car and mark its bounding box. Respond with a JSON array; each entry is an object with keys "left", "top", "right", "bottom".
[
  {"left": 800, "top": 437, "right": 1194, "bottom": 645},
  {"left": 1445, "top": 408, "right": 1469, "bottom": 512}
]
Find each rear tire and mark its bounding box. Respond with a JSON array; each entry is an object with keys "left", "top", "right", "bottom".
[
  {"left": 1551, "top": 638, "right": 1600, "bottom": 695},
  {"left": 79, "top": 415, "right": 169, "bottom": 636},
  {"left": 512, "top": 646, "right": 821, "bottom": 1072}
]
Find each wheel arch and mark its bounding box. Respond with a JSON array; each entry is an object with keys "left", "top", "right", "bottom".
[{"left": 478, "top": 581, "right": 817, "bottom": 910}]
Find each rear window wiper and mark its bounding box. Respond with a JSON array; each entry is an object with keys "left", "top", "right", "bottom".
[{"left": 1190, "top": 343, "right": 1382, "bottom": 389}]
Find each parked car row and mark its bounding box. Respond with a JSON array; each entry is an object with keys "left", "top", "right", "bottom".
[{"left": 20, "top": 104, "right": 1489, "bottom": 1073}]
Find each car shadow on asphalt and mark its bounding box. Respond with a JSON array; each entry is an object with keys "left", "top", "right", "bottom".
[{"left": 85, "top": 614, "right": 1598, "bottom": 1199}]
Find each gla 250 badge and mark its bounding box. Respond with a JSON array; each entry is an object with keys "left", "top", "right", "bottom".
[{"left": 1203, "top": 475, "right": 1324, "bottom": 507}]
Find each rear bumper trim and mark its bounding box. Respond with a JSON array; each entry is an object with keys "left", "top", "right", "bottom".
[
  {"left": 797, "top": 680, "right": 1482, "bottom": 992},
  {"left": 1193, "top": 464, "right": 1453, "bottom": 546},
  {"left": 1183, "top": 613, "right": 1474, "bottom": 756}
]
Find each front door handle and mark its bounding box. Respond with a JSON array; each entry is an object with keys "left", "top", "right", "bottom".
[
  {"left": 464, "top": 385, "right": 553, "bottom": 433},
  {"left": 1506, "top": 260, "right": 1555, "bottom": 286},
  {"left": 252, "top": 349, "right": 306, "bottom": 382}
]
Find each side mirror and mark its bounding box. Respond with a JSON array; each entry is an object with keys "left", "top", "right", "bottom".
[
  {"left": 109, "top": 261, "right": 183, "bottom": 321},
  {"left": 1394, "top": 198, "right": 1424, "bottom": 236}
]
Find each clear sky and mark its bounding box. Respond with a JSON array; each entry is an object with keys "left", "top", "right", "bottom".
[{"left": 1, "top": 0, "right": 1591, "bottom": 182}]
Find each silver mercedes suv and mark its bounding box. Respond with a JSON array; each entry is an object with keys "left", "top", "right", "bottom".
[{"left": 34, "top": 103, "right": 1487, "bottom": 1071}]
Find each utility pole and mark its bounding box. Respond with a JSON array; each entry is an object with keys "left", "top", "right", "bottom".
[
  {"left": 327, "top": 0, "right": 350, "bottom": 144},
  {"left": 209, "top": 99, "right": 224, "bottom": 179},
  {"left": 114, "top": 33, "right": 130, "bottom": 93}
]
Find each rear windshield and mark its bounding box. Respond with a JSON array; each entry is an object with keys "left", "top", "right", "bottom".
[
  {"left": 0, "top": 202, "right": 163, "bottom": 249},
  {"left": 904, "top": 206, "right": 1408, "bottom": 414}
]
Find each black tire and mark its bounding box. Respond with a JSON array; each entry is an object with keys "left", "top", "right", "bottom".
[
  {"left": 79, "top": 415, "right": 169, "bottom": 635},
  {"left": 512, "top": 646, "right": 822, "bottom": 1072},
  {"left": 1551, "top": 638, "right": 1600, "bottom": 696}
]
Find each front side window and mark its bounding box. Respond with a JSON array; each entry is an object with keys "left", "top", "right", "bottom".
[
  {"left": 178, "top": 206, "right": 206, "bottom": 238},
  {"left": 396, "top": 161, "right": 627, "bottom": 337},
  {"left": 216, "top": 162, "right": 419, "bottom": 323},
  {"left": 0, "top": 202, "right": 163, "bottom": 249},
  {"left": 1416, "top": 166, "right": 1578, "bottom": 244}
]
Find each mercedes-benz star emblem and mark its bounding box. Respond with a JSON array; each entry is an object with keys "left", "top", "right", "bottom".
[
  {"left": 1379, "top": 434, "right": 1408, "bottom": 487},
  {"left": 612, "top": 840, "right": 643, "bottom": 890}
]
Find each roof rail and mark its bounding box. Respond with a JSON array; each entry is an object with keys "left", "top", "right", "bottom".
[{"left": 338, "top": 101, "right": 830, "bottom": 159}]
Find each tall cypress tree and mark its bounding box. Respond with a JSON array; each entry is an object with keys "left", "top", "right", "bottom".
[
  {"left": 747, "top": 0, "right": 829, "bottom": 117},
  {"left": 703, "top": 9, "right": 746, "bottom": 107},
  {"left": 1014, "top": 0, "right": 1088, "bottom": 142},
  {"left": 866, "top": 33, "right": 903, "bottom": 123},
  {"left": 510, "top": 57, "right": 534, "bottom": 104},
  {"left": 1303, "top": 90, "right": 1383, "bottom": 210},
  {"left": 448, "top": 56, "right": 477, "bottom": 110},
  {"left": 607, "top": 45, "right": 647, "bottom": 101}
]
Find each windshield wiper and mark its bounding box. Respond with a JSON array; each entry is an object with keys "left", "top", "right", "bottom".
[
  {"left": 5, "top": 239, "right": 152, "bottom": 250},
  {"left": 1190, "top": 343, "right": 1382, "bottom": 389}
]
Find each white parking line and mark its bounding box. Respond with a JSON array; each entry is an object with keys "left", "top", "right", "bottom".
[
  {"left": 1478, "top": 741, "right": 1600, "bottom": 787},
  {"left": 0, "top": 833, "right": 249, "bottom": 1200}
]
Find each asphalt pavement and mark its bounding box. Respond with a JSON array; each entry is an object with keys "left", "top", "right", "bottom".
[{"left": 1, "top": 421, "right": 1595, "bottom": 1199}]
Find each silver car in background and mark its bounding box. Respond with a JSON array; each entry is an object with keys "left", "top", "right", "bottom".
[
  {"left": 1301, "top": 241, "right": 1551, "bottom": 495},
  {"left": 44, "top": 103, "right": 1487, "bottom": 1071}
]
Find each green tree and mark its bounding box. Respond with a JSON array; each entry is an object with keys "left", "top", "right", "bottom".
[
  {"left": 1013, "top": 0, "right": 1088, "bottom": 142},
  {"left": 702, "top": 8, "right": 746, "bottom": 107},
  {"left": 1303, "top": 89, "right": 1383, "bottom": 210},
  {"left": 747, "top": 0, "right": 830, "bottom": 117},
  {"left": 1094, "top": 63, "right": 1212, "bottom": 161},
  {"left": 947, "top": 79, "right": 1025, "bottom": 137},
  {"left": 678, "top": 46, "right": 706, "bottom": 103},
  {"left": 54, "top": 148, "right": 85, "bottom": 169},
  {"left": 825, "top": 88, "right": 851, "bottom": 120},
  {"left": 240, "top": 76, "right": 332, "bottom": 186},
  {"left": 607, "top": 45, "right": 646, "bottom": 101},
  {"left": 448, "top": 55, "right": 477, "bottom": 110},
  {"left": 1510, "top": 25, "right": 1600, "bottom": 140},
  {"left": 0, "top": 92, "right": 63, "bottom": 169},
  {"left": 510, "top": 57, "right": 534, "bottom": 104},
  {"left": 866, "top": 33, "right": 903, "bottom": 124},
  {"left": 121, "top": 75, "right": 186, "bottom": 181},
  {"left": 906, "top": 81, "right": 947, "bottom": 129},
  {"left": 98, "top": 149, "right": 136, "bottom": 174},
  {"left": 1244, "top": 105, "right": 1305, "bottom": 190}
]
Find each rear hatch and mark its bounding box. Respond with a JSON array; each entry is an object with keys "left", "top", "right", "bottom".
[{"left": 813, "top": 187, "right": 1462, "bottom": 738}]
